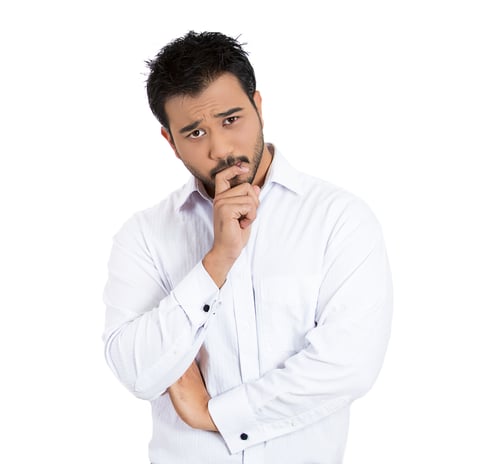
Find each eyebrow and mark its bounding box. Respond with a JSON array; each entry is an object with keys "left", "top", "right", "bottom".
[{"left": 179, "top": 107, "right": 244, "bottom": 134}]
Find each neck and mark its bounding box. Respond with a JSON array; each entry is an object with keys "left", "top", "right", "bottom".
[{"left": 252, "top": 143, "right": 274, "bottom": 189}]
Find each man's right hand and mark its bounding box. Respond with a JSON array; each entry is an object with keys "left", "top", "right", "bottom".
[{"left": 202, "top": 163, "right": 260, "bottom": 288}]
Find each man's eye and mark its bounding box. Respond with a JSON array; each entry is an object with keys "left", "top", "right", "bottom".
[
  {"left": 224, "top": 116, "right": 238, "bottom": 126},
  {"left": 188, "top": 129, "right": 205, "bottom": 139}
]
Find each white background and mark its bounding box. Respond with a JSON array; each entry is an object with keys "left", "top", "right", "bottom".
[{"left": 1, "top": 1, "right": 479, "bottom": 462}]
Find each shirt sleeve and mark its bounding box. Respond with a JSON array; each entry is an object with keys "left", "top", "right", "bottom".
[
  {"left": 208, "top": 199, "right": 393, "bottom": 454},
  {"left": 102, "top": 213, "right": 220, "bottom": 401}
]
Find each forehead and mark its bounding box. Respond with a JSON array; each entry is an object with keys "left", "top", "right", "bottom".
[{"left": 165, "top": 73, "right": 251, "bottom": 127}]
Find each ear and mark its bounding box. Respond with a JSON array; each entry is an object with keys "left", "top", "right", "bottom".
[
  {"left": 161, "top": 126, "right": 181, "bottom": 159},
  {"left": 253, "top": 91, "right": 264, "bottom": 126}
]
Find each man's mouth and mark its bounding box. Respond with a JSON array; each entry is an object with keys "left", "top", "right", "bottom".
[{"left": 210, "top": 156, "right": 249, "bottom": 178}]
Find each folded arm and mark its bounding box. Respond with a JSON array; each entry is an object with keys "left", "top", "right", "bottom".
[
  {"left": 175, "top": 200, "right": 393, "bottom": 454},
  {"left": 208, "top": 202, "right": 393, "bottom": 453},
  {"left": 102, "top": 214, "right": 220, "bottom": 400}
]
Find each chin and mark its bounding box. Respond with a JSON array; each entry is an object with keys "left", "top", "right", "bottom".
[{"left": 228, "top": 175, "right": 242, "bottom": 188}]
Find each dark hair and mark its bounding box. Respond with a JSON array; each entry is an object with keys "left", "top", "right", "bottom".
[{"left": 146, "top": 31, "right": 257, "bottom": 130}]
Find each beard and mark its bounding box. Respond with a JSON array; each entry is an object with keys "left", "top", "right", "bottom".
[{"left": 185, "top": 127, "right": 265, "bottom": 197}]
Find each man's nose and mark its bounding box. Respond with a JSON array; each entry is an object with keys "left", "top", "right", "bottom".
[{"left": 208, "top": 131, "right": 233, "bottom": 161}]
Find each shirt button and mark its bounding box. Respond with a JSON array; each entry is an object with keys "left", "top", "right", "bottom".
[
  {"left": 240, "top": 433, "right": 248, "bottom": 440},
  {"left": 203, "top": 304, "right": 210, "bottom": 312}
]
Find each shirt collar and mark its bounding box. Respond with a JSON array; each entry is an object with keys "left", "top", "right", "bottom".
[
  {"left": 262, "top": 144, "right": 305, "bottom": 196},
  {"left": 175, "top": 177, "right": 208, "bottom": 212},
  {"left": 176, "top": 143, "right": 304, "bottom": 212}
]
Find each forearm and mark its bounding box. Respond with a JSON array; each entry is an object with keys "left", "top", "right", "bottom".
[
  {"left": 209, "top": 228, "right": 393, "bottom": 453},
  {"left": 209, "top": 293, "right": 392, "bottom": 452},
  {"left": 167, "top": 361, "right": 218, "bottom": 431}
]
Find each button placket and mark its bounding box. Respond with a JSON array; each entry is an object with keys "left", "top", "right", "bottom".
[{"left": 231, "top": 252, "right": 260, "bottom": 384}]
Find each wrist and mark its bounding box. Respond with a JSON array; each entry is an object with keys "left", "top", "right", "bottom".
[
  {"left": 202, "top": 249, "right": 236, "bottom": 288},
  {"left": 203, "top": 402, "right": 218, "bottom": 432}
]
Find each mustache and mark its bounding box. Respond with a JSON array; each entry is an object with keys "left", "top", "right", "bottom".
[{"left": 210, "top": 155, "right": 250, "bottom": 178}]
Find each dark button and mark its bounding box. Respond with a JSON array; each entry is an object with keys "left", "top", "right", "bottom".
[
  {"left": 240, "top": 433, "right": 248, "bottom": 440},
  {"left": 203, "top": 304, "right": 210, "bottom": 312}
]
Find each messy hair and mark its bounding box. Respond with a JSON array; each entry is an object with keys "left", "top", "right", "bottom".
[{"left": 146, "top": 31, "right": 257, "bottom": 130}]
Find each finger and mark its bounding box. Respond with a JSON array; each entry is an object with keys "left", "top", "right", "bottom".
[
  {"left": 214, "top": 182, "right": 260, "bottom": 207},
  {"left": 215, "top": 200, "right": 258, "bottom": 228},
  {"left": 215, "top": 193, "right": 259, "bottom": 219},
  {"left": 214, "top": 164, "right": 250, "bottom": 195}
]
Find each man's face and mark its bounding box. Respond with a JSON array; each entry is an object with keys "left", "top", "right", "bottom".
[{"left": 162, "top": 73, "right": 266, "bottom": 197}]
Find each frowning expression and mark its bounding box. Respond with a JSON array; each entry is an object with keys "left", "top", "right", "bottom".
[{"left": 161, "top": 73, "right": 268, "bottom": 197}]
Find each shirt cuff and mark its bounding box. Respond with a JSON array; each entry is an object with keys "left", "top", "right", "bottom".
[
  {"left": 208, "top": 384, "right": 265, "bottom": 454},
  {"left": 172, "top": 261, "right": 220, "bottom": 328}
]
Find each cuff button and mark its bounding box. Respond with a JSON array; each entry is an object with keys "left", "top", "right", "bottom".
[
  {"left": 240, "top": 433, "right": 248, "bottom": 440},
  {"left": 203, "top": 304, "right": 210, "bottom": 312}
]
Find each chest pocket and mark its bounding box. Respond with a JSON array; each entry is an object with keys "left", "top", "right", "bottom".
[{"left": 255, "top": 274, "right": 320, "bottom": 367}]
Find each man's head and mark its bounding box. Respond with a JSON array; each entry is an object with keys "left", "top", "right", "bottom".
[
  {"left": 146, "top": 31, "right": 257, "bottom": 132},
  {"left": 146, "top": 31, "right": 271, "bottom": 197}
]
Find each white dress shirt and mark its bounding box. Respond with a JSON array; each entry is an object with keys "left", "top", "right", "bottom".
[{"left": 103, "top": 145, "right": 393, "bottom": 464}]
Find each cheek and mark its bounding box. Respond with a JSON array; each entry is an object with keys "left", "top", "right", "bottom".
[
  {"left": 234, "top": 121, "right": 260, "bottom": 147},
  {"left": 175, "top": 140, "right": 200, "bottom": 160},
  {"left": 176, "top": 142, "right": 210, "bottom": 171}
]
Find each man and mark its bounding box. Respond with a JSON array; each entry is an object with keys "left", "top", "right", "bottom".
[{"left": 103, "top": 31, "right": 393, "bottom": 463}]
